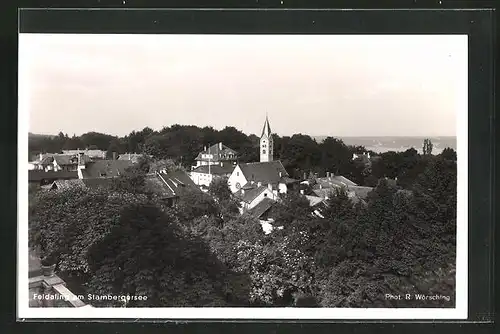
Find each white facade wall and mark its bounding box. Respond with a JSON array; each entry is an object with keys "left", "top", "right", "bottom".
[
  {"left": 228, "top": 165, "right": 248, "bottom": 193},
  {"left": 278, "top": 182, "right": 288, "bottom": 194},
  {"left": 191, "top": 171, "right": 214, "bottom": 187}
]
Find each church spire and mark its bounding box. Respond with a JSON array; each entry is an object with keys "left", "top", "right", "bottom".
[
  {"left": 261, "top": 114, "right": 272, "bottom": 138},
  {"left": 260, "top": 115, "right": 273, "bottom": 162}
]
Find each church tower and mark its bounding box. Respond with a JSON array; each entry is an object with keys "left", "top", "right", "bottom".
[{"left": 260, "top": 115, "right": 273, "bottom": 162}]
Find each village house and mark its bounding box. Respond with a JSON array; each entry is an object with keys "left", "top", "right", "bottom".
[
  {"left": 144, "top": 169, "right": 200, "bottom": 207},
  {"left": 234, "top": 183, "right": 276, "bottom": 212},
  {"left": 77, "top": 157, "right": 133, "bottom": 179},
  {"left": 194, "top": 142, "right": 238, "bottom": 167},
  {"left": 190, "top": 163, "right": 235, "bottom": 188},
  {"left": 34, "top": 153, "right": 84, "bottom": 172},
  {"left": 227, "top": 116, "right": 298, "bottom": 217}
]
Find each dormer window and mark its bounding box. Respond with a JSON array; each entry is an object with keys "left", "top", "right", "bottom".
[{"left": 100, "top": 172, "right": 107, "bottom": 177}]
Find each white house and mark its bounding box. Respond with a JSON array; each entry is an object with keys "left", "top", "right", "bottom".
[
  {"left": 234, "top": 183, "right": 276, "bottom": 212},
  {"left": 190, "top": 163, "right": 235, "bottom": 187},
  {"left": 228, "top": 160, "right": 293, "bottom": 194},
  {"left": 194, "top": 142, "right": 238, "bottom": 167}
]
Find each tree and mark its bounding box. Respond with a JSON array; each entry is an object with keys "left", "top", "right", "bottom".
[
  {"left": 86, "top": 203, "right": 232, "bottom": 307},
  {"left": 28, "top": 187, "right": 150, "bottom": 277},
  {"left": 440, "top": 147, "right": 457, "bottom": 162},
  {"left": 423, "top": 138, "right": 433, "bottom": 156},
  {"left": 208, "top": 177, "right": 232, "bottom": 202}
]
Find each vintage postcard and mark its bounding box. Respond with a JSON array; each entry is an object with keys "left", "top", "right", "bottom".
[{"left": 18, "top": 33, "right": 467, "bottom": 319}]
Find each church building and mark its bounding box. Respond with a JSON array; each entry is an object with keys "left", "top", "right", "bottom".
[
  {"left": 228, "top": 116, "right": 297, "bottom": 198},
  {"left": 260, "top": 115, "right": 274, "bottom": 163}
]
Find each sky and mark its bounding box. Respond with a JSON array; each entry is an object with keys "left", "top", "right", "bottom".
[{"left": 19, "top": 34, "right": 466, "bottom": 137}]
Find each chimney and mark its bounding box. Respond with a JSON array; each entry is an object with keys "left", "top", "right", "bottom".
[
  {"left": 39, "top": 153, "right": 43, "bottom": 161},
  {"left": 300, "top": 189, "right": 304, "bottom": 195},
  {"left": 112, "top": 152, "right": 116, "bottom": 160},
  {"left": 241, "top": 189, "right": 245, "bottom": 195},
  {"left": 268, "top": 183, "right": 272, "bottom": 191},
  {"left": 367, "top": 152, "right": 371, "bottom": 159},
  {"left": 279, "top": 171, "right": 282, "bottom": 178},
  {"left": 219, "top": 142, "right": 222, "bottom": 150},
  {"left": 257, "top": 181, "right": 262, "bottom": 187},
  {"left": 303, "top": 172, "right": 307, "bottom": 180},
  {"left": 319, "top": 184, "right": 322, "bottom": 189},
  {"left": 204, "top": 146, "right": 207, "bottom": 151}
]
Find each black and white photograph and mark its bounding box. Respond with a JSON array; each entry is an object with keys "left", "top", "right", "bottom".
[{"left": 18, "top": 32, "right": 467, "bottom": 319}]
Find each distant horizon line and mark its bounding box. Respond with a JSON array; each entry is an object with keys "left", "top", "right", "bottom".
[{"left": 28, "top": 131, "right": 456, "bottom": 139}]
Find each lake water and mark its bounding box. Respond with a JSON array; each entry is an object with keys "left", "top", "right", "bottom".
[{"left": 313, "top": 136, "right": 457, "bottom": 155}]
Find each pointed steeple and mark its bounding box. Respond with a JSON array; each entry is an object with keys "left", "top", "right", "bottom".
[
  {"left": 260, "top": 114, "right": 274, "bottom": 162},
  {"left": 261, "top": 114, "right": 272, "bottom": 137}
]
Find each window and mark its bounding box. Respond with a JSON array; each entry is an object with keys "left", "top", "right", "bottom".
[
  {"left": 237, "top": 172, "right": 239, "bottom": 176},
  {"left": 263, "top": 150, "right": 266, "bottom": 154},
  {"left": 264, "top": 193, "right": 267, "bottom": 197}
]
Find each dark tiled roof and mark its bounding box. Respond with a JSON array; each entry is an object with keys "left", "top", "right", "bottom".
[
  {"left": 191, "top": 164, "right": 235, "bottom": 175},
  {"left": 29, "top": 170, "right": 79, "bottom": 182},
  {"left": 51, "top": 179, "right": 85, "bottom": 190},
  {"left": 235, "top": 185, "right": 268, "bottom": 203},
  {"left": 248, "top": 197, "right": 274, "bottom": 218},
  {"left": 146, "top": 170, "right": 198, "bottom": 198},
  {"left": 81, "top": 160, "right": 133, "bottom": 178},
  {"left": 40, "top": 154, "right": 91, "bottom": 166},
  {"left": 195, "top": 143, "right": 238, "bottom": 161},
  {"left": 238, "top": 161, "right": 288, "bottom": 184}
]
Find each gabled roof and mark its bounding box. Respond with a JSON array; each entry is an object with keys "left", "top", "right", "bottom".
[
  {"left": 40, "top": 154, "right": 91, "bottom": 166},
  {"left": 81, "top": 160, "right": 133, "bottom": 178},
  {"left": 235, "top": 185, "right": 269, "bottom": 204},
  {"left": 305, "top": 195, "right": 324, "bottom": 207},
  {"left": 146, "top": 170, "right": 198, "bottom": 198},
  {"left": 50, "top": 179, "right": 85, "bottom": 190},
  {"left": 248, "top": 197, "right": 275, "bottom": 218},
  {"left": 195, "top": 143, "right": 238, "bottom": 161},
  {"left": 191, "top": 164, "right": 235, "bottom": 175},
  {"left": 29, "top": 170, "right": 79, "bottom": 182},
  {"left": 238, "top": 161, "right": 288, "bottom": 184}
]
